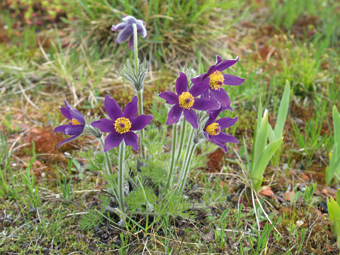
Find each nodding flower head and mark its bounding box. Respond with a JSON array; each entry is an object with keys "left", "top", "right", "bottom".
[
  {"left": 111, "top": 15, "right": 147, "bottom": 50},
  {"left": 159, "top": 72, "right": 219, "bottom": 129},
  {"left": 54, "top": 99, "right": 86, "bottom": 148},
  {"left": 91, "top": 95, "right": 153, "bottom": 152}
]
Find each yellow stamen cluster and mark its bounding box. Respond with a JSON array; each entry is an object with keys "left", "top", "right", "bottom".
[
  {"left": 71, "top": 119, "right": 81, "bottom": 125},
  {"left": 206, "top": 123, "right": 221, "bottom": 136},
  {"left": 114, "top": 117, "right": 132, "bottom": 134},
  {"left": 178, "top": 92, "right": 195, "bottom": 110},
  {"left": 209, "top": 71, "right": 224, "bottom": 90}
]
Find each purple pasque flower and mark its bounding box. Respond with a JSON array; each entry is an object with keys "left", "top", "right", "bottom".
[
  {"left": 159, "top": 72, "right": 219, "bottom": 129},
  {"left": 111, "top": 15, "right": 147, "bottom": 50},
  {"left": 91, "top": 95, "right": 152, "bottom": 152},
  {"left": 203, "top": 112, "right": 238, "bottom": 153},
  {"left": 54, "top": 99, "right": 86, "bottom": 148},
  {"left": 191, "top": 56, "right": 245, "bottom": 107}
]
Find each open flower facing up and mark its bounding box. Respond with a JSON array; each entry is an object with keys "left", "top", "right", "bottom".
[
  {"left": 111, "top": 15, "right": 147, "bottom": 50},
  {"left": 191, "top": 56, "right": 245, "bottom": 107},
  {"left": 91, "top": 95, "right": 152, "bottom": 152},
  {"left": 159, "top": 72, "right": 219, "bottom": 129},
  {"left": 54, "top": 99, "right": 86, "bottom": 148},
  {"left": 203, "top": 113, "right": 238, "bottom": 153}
]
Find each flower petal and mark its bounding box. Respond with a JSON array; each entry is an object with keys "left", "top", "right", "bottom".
[
  {"left": 91, "top": 118, "right": 115, "bottom": 133},
  {"left": 128, "top": 35, "right": 135, "bottom": 50},
  {"left": 124, "top": 96, "right": 138, "bottom": 119},
  {"left": 104, "top": 132, "right": 123, "bottom": 152},
  {"left": 123, "top": 15, "right": 137, "bottom": 23},
  {"left": 175, "top": 72, "right": 188, "bottom": 95},
  {"left": 111, "top": 22, "right": 127, "bottom": 31},
  {"left": 64, "top": 99, "right": 73, "bottom": 109},
  {"left": 191, "top": 73, "right": 205, "bottom": 84},
  {"left": 115, "top": 25, "right": 133, "bottom": 44},
  {"left": 210, "top": 89, "right": 232, "bottom": 107},
  {"left": 54, "top": 125, "right": 70, "bottom": 134},
  {"left": 223, "top": 74, "right": 245, "bottom": 86},
  {"left": 192, "top": 98, "right": 218, "bottom": 111},
  {"left": 210, "top": 139, "right": 228, "bottom": 153},
  {"left": 189, "top": 77, "right": 210, "bottom": 97},
  {"left": 183, "top": 109, "right": 198, "bottom": 129},
  {"left": 136, "top": 20, "right": 147, "bottom": 38},
  {"left": 166, "top": 104, "right": 183, "bottom": 125},
  {"left": 159, "top": 91, "right": 178, "bottom": 105},
  {"left": 216, "top": 117, "right": 238, "bottom": 129},
  {"left": 104, "top": 94, "right": 123, "bottom": 121},
  {"left": 124, "top": 132, "right": 139, "bottom": 152},
  {"left": 65, "top": 125, "right": 84, "bottom": 136},
  {"left": 70, "top": 109, "right": 86, "bottom": 125},
  {"left": 130, "top": 115, "right": 153, "bottom": 131},
  {"left": 216, "top": 55, "right": 223, "bottom": 64},
  {"left": 215, "top": 57, "right": 239, "bottom": 72},
  {"left": 60, "top": 107, "right": 72, "bottom": 120},
  {"left": 214, "top": 132, "right": 238, "bottom": 144},
  {"left": 57, "top": 134, "right": 81, "bottom": 148}
]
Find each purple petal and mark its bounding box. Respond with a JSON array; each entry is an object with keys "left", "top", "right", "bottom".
[
  {"left": 111, "top": 22, "right": 127, "bottom": 31},
  {"left": 123, "top": 15, "right": 138, "bottom": 23},
  {"left": 64, "top": 99, "right": 73, "bottom": 109},
  {"left": 104, "top": 132, "right": 123, "bottom": 152},
  {"left": 128, "top": 35, "right": 134, "bottom": 50},
  {"left": 191, "top": 73, "right": 205, "bottom": 84},
  {"left": 223, "top": 74, "right": 245, "bottom": 86},
  {"left": 183, "top": 109, "right": 198, "bottom": 129},
  {"left": 207, "top": 104, "right": 233, "bottom": 115},
  {"left": 124, "top": 96, "right": 138, "bottom": 119},
  {"left": 65, "top": 125, "right": 84, "bottom": 136},
  {"left": 54, "top": 125, "right": 70, "bottom": 134},
  {"left": 60, "top": 107, "right": 72, "bottom": 120},
  {"left": 210, "top": 139, "right": 228, "bottom": 153},
  {"left": 115, "top": 26, "right": 133, "bottom": 44},
  {"left": 69, "top": 109, "right": 86, "bottom": 125},
  {"left": 104, "top": 94, "right": 123, "bottom": 121},
  {"left": 210, "top": 89, "right": 232, "bottom": 107},
  {"left": 213, "top": 132, "right": 238, "bottom": 144},
  {"left": 216, "top": 55, "right": 223, "bottom": 64},
  {"left": 189, "top": 77, "right": 210, "bottom": 97},
  {"left": 215, "top": 57, "right": 239, "bottom": 72},
  {"left": 175, "top": 72, "right": 188, "bottom": 95},
  {"left": 216, "top": 117, "right": 238, "bottom": 129},
  {"left": 166, "top": 104, "right": 183, "bottom": 125},
  {"left": 205, "top": 115, "right": 216, "bottom": 129},
  {"left": 159, "top": 91, "right": 178, "bottom": 105},
  {"left": 192, "top": 98, "right": 218, "bottom": 111},
  {"left": 136, "top": 20, "right": 147, "bottom": 38},
  {"left": 124, "top": 132, "right": 139, "bottom": 152},
  {"left": 130, "top": 115, "right": 153, "bottom": 131},
  {"left": 91, "top": 119, "right": 115, "bottom": 133},
  {"left": 57, "top": 134, "right": 81, "bottom": 148}
]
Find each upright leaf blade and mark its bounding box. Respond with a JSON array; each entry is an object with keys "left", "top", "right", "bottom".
[
  {"left": 274, "top": 80, "right": 290, "bottom": 139},
  {"left": 253, "top": 110, "right": 268, "bottom": 170}
]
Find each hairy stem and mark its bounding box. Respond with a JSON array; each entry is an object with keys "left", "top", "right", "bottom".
[
  {"left": 137, "top": 90, "right": 146, "bottom": 159},
  {"left": 132, "top": 23, "right": 139, "bottom": 76},
  {"left": 99, "top": 136, "right": 112, "bottom": 176},
  {"left": 166, "top": 123, "right": 178, "bottom": 190},
  {"left": 118, "top": 142, "right": 126, "bottom": 213},
  {"left": 175, "top": 118, "right": 187, "bottom": 164}
]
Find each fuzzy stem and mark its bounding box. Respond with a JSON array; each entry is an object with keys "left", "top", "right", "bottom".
[
  {"left": 118, "top": 142, "right": 126, "bottom": 213},
  {"left": 178, "top": 128, "right": 196, "bottom": 193},
  {"left": 166, "top": 123, "right": 178, "bottom": 190},
  {"left": 175, "top": 118, "right": 187, "bottom": 164},
  {"left": 132, "top": 23, "right": 138, "bottom": 78},
  {"left": 137, "top": 90, "right": 146, "bottom": 159},
  {"left": 99, "top": 136, "right": 112, "bottom": 176}
]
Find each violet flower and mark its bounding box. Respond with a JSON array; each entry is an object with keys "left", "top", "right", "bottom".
[
  {"left": 159, "top": 72, "right": 219, "bottom": 129},
  {"left": 91, "top": 95, "right": 152, "bottom": 152},
  {"left": 203, "top": 113, "right": 238, "bottom": 153},
  {"left": 111, "top": 15, "right": 147, "bottom": 50},
  {"left": 54, "top": 99, "right": 86, "bottom": 148},
  {"left": 191, "top": 56, "right": 245, "bottom": 107}
]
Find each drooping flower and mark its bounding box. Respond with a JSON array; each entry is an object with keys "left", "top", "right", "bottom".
[
  {"left": 54, "top": 99, "right": 86, "bottom": 148},
  {"left": 111, "top": 15, "right": 147, "bottom": 50},
  {"left": 191, "top": 56, "right": 245, "bottom": 107},
  {"left": 203, "top": 113, "right": 238, "bottom": 153},
  {"left": 159, "top": 72, "right": 219, "bottom": 129},
  {"left": 91, "top": 95, "right": 152, "bottom": 152}
]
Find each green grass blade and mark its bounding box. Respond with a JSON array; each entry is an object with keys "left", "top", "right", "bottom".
[{"left": 274, "top": 80, "right": 290, "bottom": 139}]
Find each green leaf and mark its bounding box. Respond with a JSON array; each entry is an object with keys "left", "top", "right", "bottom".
[
  {"left": 333, "top": 106, "right": 340, "bottom": 153},
  {"left": 274, "top": 80, "right": 290, "bottom": 139},
  {"left": 326, "top": 144, "right": 340, "bottom": 185},
  {"left": 337, "top": 189, "right": 340, "bottom": 207},
  {"left": 252, "top": 138, "right": 283, "bottom": 191},
  {"left": 267, "top": 123, "right": 276, "bottom": 143}
]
